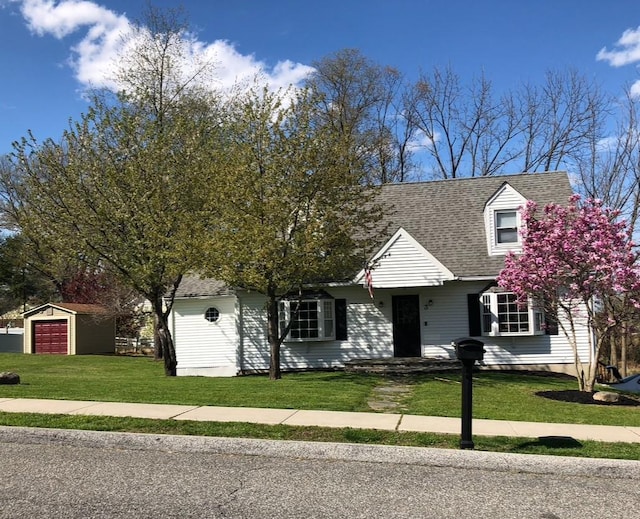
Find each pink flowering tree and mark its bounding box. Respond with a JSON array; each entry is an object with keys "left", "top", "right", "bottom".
[{"left": 497, "top": 195, "right": 640, "bottom": 392}]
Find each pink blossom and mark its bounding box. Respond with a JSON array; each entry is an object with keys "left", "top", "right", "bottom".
[{"left": 497, "top": 195, "right": 640, "bottom": 311}]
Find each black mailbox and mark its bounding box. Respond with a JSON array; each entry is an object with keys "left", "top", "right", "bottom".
[
  {"left": 452, "top": 337, "right": 485, "bottom": 450},
  {"left": 453, "top": 337, "right": 485, "bottom": 362}
]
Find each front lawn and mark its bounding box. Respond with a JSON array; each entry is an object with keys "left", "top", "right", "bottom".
[
  {"left": 406, "top": 371, "right": 640, "bottom": 426},
  {"left": 1, "top": 353, "right": 639, "bottom": 427},
  {"left": 0, "top": 354, "right": 377, "bottom": 411}
]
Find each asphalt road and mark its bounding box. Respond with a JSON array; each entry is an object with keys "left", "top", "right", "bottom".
[{"left": 1, "top": 427, "right": 639, "bottom": 519}]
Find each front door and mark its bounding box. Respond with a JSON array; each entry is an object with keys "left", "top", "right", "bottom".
[{"left": 392, "top": 295, "right": 421, "bottom": 357}]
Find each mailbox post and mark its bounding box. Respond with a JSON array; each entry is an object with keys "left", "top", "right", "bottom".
[{"left": 452, "top": 337, "right": 485, "bottom": 450}]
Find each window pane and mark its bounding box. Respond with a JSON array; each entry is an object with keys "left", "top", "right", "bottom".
[
  {"left": 279, "top": 302, "right": 287, "bottom": 336},
  {"left": 496, "top": 293, "right": 529, "bottom": 333},
  {"left": 497, "top": 228, "right": 518, "bottom": 243},
  {"left": 323, "top": 300, "right": 334, "bottom": 338},
  {"left": 496, "top": 212, "right": 517, "bottom": 227},
  {"left": 481, "top": 294, "right": 492, "bottom": 333},
  {"left": 534, "top": 311, "right": 544, "bottom": 332},
  {"left": 290, "top": 301, "right": 319, "bottom": 339}
]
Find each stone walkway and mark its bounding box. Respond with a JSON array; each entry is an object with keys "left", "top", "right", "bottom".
[{"left": 367, "top": 378, "right": 414, "bottom": 413}]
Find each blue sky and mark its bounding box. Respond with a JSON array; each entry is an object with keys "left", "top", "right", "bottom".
[{"left": 2, "top": 0, "right": 640, "bottom": 155}]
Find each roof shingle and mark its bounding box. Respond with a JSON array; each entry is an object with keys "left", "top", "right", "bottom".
[
  {"left": 376, "top": 171, "right": 573, "bottom": 277},
  {"left": 174, "top": 276, "right": 234, "bottom": 299},
  {"left": 175, "top": 171, "right": 573, "bottom": 296}
]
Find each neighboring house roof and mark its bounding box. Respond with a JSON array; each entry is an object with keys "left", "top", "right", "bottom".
[
  {"left": 174, "top": 171, "right": 573, "bottom": 296},
  {"left": 23, "top": 302, "right": 109, "bottom": 317},
  {"left": 173, "top": 276, "right": 234, "bottom": 299},
  {"left": 376, "top": 171, "right": 572, "bottom": 277}
]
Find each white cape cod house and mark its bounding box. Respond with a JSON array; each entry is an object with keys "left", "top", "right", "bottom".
[{"left": 169, "top": 171, "right": 592, "bottom": 377}]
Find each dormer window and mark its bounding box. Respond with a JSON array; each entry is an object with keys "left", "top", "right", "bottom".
[
  {"left": 484, "top": 182, "right": 526, "bottom": 256},
  {"left": 495, "top": 210, "right": 518, "bottom": 244}
]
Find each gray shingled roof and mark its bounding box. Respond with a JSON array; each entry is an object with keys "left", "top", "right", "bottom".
[
  {"left": 376, "top": 171, "right": 573, "bottom": 277},
  {"left": 174, "top": 276, "right": 233, "bottom": 299},
  {"left": 175, "top": 171, "right": 573, "bottom": 296}
]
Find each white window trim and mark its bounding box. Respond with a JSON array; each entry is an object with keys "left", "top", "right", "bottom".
[
  {"left": 495, "top": 210, "right": 520, "bottom": 246},
  {"left": 480, "top": 291, "right": 544, "bottom": 337},
  {"left": 492, "top": 209, "right": 522, "bottom": 252},
  {"left": 279, "top": 298, "right": 336, "bottom": 342}
]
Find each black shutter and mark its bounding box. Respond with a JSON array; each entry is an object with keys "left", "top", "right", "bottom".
[
  {"left": 335, "top": 299, "right": 347, "bottom": 340},
  {"left": 467, "top": 294, "right": 482, "bottom": 336},
  {"left": 545, "top": 312, "right": 559, "bottom": 335}
]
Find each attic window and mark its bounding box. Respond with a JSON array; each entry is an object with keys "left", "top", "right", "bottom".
[{"left": 495, "top": 211, "right": 518, "bottom": 244}]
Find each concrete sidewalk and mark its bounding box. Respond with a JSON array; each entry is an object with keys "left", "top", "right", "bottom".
[{"left": 1, "top": 397, "right": 640, "bottom": 443}]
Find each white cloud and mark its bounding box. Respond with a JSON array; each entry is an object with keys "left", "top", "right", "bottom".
[
  {"left": 596, "top": 135, "right": 619, "bottom": 152},
  {"left": 408, "top": 128, "right": 439, "bottom": 153},
  {"left": 20, "top": 0, "right": 127, "bottom": 39},
  {"left": 188, "top": 39, "right": 313, "bottom": 91},
  {"left": 630, "top": 79, "right": 640, "bottom": 99},
  {"left": 15, "top": 0, "right": 313, "bottom": 92},
  {"left": 597, "top": 26, "right": 640, "bottom": 67}
]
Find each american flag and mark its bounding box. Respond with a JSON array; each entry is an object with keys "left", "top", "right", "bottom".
[{"left": 364, "top": 267, "right": 374, "bottom": 299}]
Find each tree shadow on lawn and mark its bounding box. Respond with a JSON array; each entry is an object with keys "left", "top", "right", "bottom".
[
  {"left": 536, "top": 390, "right": 640, "bottom": 407},
  {"left": 516, "top": 436, "right": 584, "bottom": 450}
]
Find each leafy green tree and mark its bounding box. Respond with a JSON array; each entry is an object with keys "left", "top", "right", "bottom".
[
  {"left": 201, "top": 86, "right": 383, "bottom": 379},
  {"left": 0, "top": 233, "right": 57, "bottom": 315},
  {"left": 0, "top": 8, "right": 224, "bottom": 375}
]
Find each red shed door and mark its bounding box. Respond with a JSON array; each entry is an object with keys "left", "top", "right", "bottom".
[{"left": 33, "top": 320, "right": 68, "bottom": 354}]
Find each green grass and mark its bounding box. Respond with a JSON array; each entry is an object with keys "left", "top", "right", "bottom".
[
  {"left": 2, "top": 353, "right": 640, "bottom": 426},
  {"left": 406, "top": 371, "right": 640, "bottom": 426},
  {"left": 0, "top": 353, "right": 378, "bottom": 411},
  {"left": 2, "top": 353, "right": 640, "bottom": 460}
]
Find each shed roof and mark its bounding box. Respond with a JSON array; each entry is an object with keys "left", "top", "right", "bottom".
[{"left": 23, "top": 302, "right": 109, "bottom": 317}]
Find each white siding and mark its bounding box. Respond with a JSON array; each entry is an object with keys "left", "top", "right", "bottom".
[
  {"left": 239, "top": 287, "right": 393, "bottom": 372},
  {"left": 368, "top": 230, "right": 452, "bottom": 288},
  {"left": 420, "top": 281, "right": 592, "bottom": 367},
  {"left": 172, "top": 296, "right": 239, "bottom": 376},
  {"left": 170, "top": 280, "right": 593, "bottom": 376}
]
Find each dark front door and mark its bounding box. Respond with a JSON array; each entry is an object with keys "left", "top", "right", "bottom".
[{"left": 392, "top": 295, "right": 421, "bottom": 357}]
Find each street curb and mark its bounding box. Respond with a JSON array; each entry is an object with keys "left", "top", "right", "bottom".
[{"left": 1, "top": 425, "right": 639, "bottom": 479}]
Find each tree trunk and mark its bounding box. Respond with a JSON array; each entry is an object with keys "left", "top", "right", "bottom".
[
  {"left": 566, "top": 328, "right": 586, "bottom": 391},
  {"left": 585, "top": 330, "right": 609, "bottom": 393},
  {"left": 621, "top": 324, "right": 628, "bottom": 378},
  {"left": 609, "top": 332, "right": 617, "bottom": 372},
  {"left": 151, "top": 294, "right": 177, "bottom": 376},
  {"left": 266, "top": 294, "right": 281, "bottom": 380},
  {"left": 153, "top": 313, "right": 163, "bottom": 360}
]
